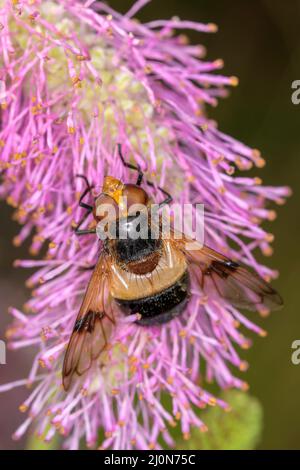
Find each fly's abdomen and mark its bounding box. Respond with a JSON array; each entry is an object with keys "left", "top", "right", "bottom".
[
  {"left": 116, "top": 271, "right": 190, "bottom": 326},
  {"left": 110, "top": 240, "right": 190, "bottom": 325}
]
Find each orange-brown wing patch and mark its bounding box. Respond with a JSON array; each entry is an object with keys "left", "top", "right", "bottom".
[
  {"left": 62, "top": 253, "right": 115, "bottom": 391},
  {"left": 171, "top": 234, "right": 283, "bottom": 312}
]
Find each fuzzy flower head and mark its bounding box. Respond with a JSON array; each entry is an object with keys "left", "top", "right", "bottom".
[{"left": 0, "top": 0, "right": 290, "bottom": 450}]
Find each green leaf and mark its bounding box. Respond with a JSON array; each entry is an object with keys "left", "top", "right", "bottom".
[
  {"left": 177, "top": 391, "right": 263, "bottom": 450},
  {"left": 26, "top": 432, "right": 60, "bottom": 450}
]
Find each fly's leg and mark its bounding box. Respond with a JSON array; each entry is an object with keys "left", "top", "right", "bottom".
[
  {"left": 80, "top": 264, "right": 96, "bottom": 271},
  {"left": 145, "top": 179, "right": 173, "bottom": 208},
  {"left": 74, "top": 175, "right": 96, "bottom": 235},
  {"left": 117, "top": 144, "right": 144, "bottom": 186},
  {"left": 117, "top": 144, "right": 172, "bottom": 207}
]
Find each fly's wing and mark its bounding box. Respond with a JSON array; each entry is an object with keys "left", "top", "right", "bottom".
[
  {"left": 170, "top": 234, "right": 283, "bottom": 313},
  {"left": 62, "top": 253, "right": 115, "bottom": 391}
]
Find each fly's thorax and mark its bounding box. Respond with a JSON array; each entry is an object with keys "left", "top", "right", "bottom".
[
  {"left": 97, "top": 209, "right": 159, "bottom": 244},
  {"left": 102, "top": 212, "right": 161, "bottom": 274}
]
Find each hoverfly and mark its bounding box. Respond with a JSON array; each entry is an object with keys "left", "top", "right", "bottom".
[{"left": 62, "top": 145, "right": 283, "bottom": 390}]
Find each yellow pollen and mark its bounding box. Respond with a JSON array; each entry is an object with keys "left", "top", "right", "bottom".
[
  {"left": 268, "top": 210, "right": 277, "bottom": 221},
  {"left": 129, "top": 355, "right": 138, "bottom": 364},
  {"left": 262, "top": 245, "right": 273, "bottom": 257},
  {"left": 265, "top": 233, "right": 274, "bottom": 243},
  {"left": 230, "top": 76, "right": 239, "bottom": 87},
  {"left": 33, "top": 235, "right": 45, "bottom": 243},
  {"left": 13, "top": 236, "right": 21, "bottom": 247},
  {"left": 255, "top": 157, "right": 266, "bottom": 168},
  {"left": 71, "top": 76, "right": 81, "bottom": 85},
  {"left": 6, "top": 196, "right": 17, "bottom": 207},
  {"left": 259, "top": 307, "right": 270, "bottom": 318},
  {"left": 187, "top": 175, "right": 196, "bottom": 183},
  {"left": 31, "top": 103, "right": 42, "bottom": 115},
  {"left": 239, "top": 361, "right": 249, "bottom": 372},
  {"left": 5, "top": 327, "right": 15, "bottom": 339},
  {"left": 259, "top": 329, "right": 268, "bottom": 337},
  {"left": 19, "top": 403, "right": 28, "bottom": 413},
  {"left": 38, "top": 359, "right": 46, "bottom": 368},
  {"left": 226, "top": 166, "right": 235, "bottom": 175},
  {"left": 208, "top": 397, "right": 217, "bottom": 406},
  {"left": 214, "top": 58, "right": 224, "bottom": 68},
  {"left": 241, "top": 339, "right": 251, "bottom": 350},
  {"left": 144, "top": 65, "right": 152, "bottom": 74},
  {"left": 168, "top": 419, "right": 176, "bottom": 428},
  {"left": 242, "top": 382, "right": 250, "bottom": 392},
  {"left": 178, "top": 34, "right": 189, "bottom": 45},
  {"left": 208, "top": 23, "right": 218, "bottom": 32}
]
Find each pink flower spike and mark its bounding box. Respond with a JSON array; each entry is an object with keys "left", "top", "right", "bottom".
[{"left": 0, "top": 0, "right": 289, "bottom": 450}]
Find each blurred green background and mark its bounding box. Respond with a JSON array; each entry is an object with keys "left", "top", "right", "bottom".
[{"left": 0, "top": 0, "right": 299, "bottom": 449}]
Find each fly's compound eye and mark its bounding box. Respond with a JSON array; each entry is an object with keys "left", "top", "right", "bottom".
[
  {"left": 95, "top": 194, "right": 119, "bottom": 240},
  {"left": 94, "top": 194, "right": 119, "bottom": 221},
  {"left": 122, "top": 184, "right": 149, "bottom": 215}
]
